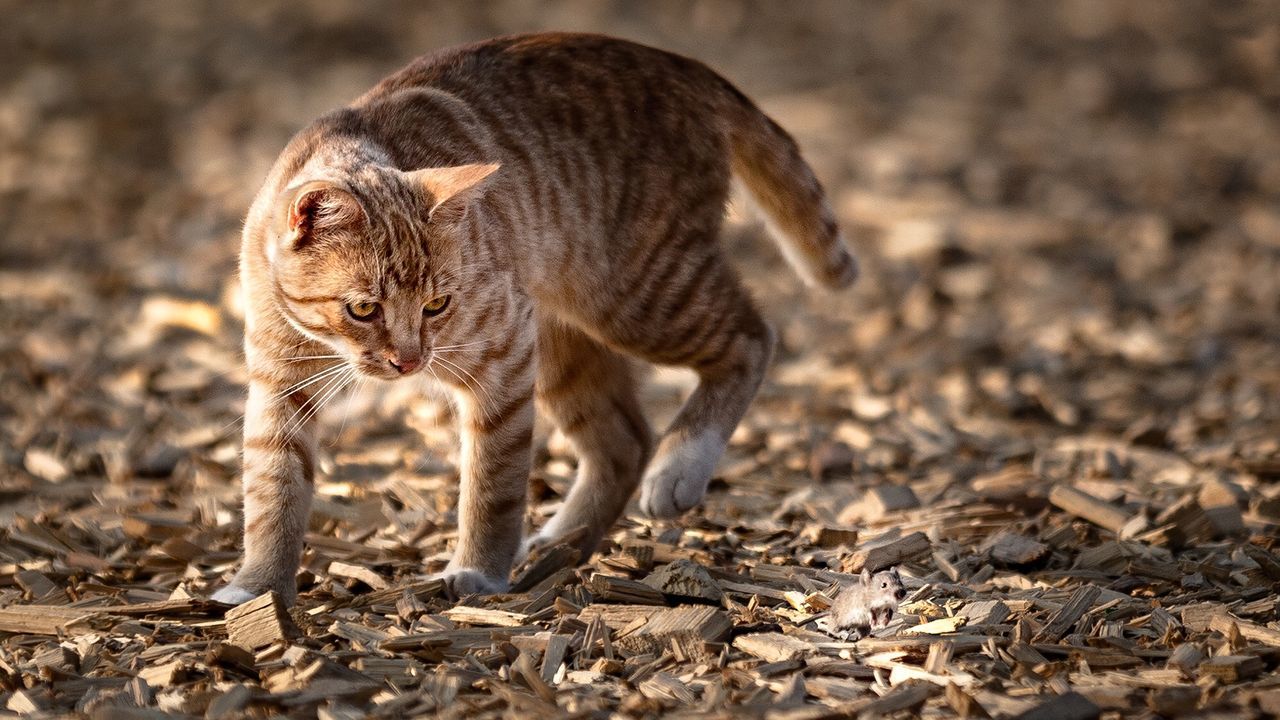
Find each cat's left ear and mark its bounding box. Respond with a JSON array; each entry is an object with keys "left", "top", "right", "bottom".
[
  {"left": 407, "top": 163, "right": 500, "bottom": 222},
  {"left": 275, "top": 180, "right": 366, "bottom": 254}
]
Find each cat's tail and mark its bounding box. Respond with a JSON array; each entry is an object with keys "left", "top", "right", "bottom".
[{"left": 719, "top": 84, "right": 858, "bottom": 290}]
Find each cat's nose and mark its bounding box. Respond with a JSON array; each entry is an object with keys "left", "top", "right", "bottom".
[{"left": 386, "top": 354, "right": 421, "bottom": 374}]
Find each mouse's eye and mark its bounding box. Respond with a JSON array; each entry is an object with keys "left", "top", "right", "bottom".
[
  {"left": 346, "top": 301, "right": 380, "bottom": 320},
  {"left": 881, "top": 582, "right": 888, "bottom": 589},
  {"left": 423, "top": 295, "right": 451, "bottom": 316}
]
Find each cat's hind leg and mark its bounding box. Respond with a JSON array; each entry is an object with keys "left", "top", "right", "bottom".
[
  {"left": 594, "top": 245, "right": 776, "bottom": 519},
  {"left": 526, "top": 318, "right": 653, "bottom": 560},
  {"left": 637, "top": 303, "right": 775, "bottom": 518}
]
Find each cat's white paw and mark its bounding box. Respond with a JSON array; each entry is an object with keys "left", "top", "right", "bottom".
[
  {"left": 211, "top": 584, "right": 260, "bottom": 605},
  {"left": 432, "top": 567, "right": 509, "bottom": 599},
  {"left": 638, "top": 431, "right": 723, "bottom": 518}
]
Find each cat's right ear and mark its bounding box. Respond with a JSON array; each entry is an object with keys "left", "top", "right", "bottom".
[
  {"left": 407, "top": 163, "right": 500, "bottom": 223},
  {"left": 275, "top": 181, "right": 365, "bottom": 254}
]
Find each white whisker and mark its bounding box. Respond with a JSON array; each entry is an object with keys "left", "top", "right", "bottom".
[
  {"left": 285, "top": 368, "right": 355, "bottom": 442},
  {"left": 214, "top": 413, "right": 246, "bottom": 441},
  {"left": 430, "top": 360, "right": 487, "bottom": 419},
  {"left": 278, "top": 354, "right": 345, "bottom": 363},
  {"left": 278, "top": 366, "right": 350, "bottom": 440},
  {"left": 213, "top": 360, "right": 346, "bottom": 441},
  {"left": 272, "top": 363, "right": 347, "bottom": 400},
  {"left": 335, "top": 377, "right": 366, "bottom": 442},
  {"left": 431, "top": 336, "right": 503, "bottom": 352},
  {"left": 430, "top": 355, "right": 494, "bottom": 420}
]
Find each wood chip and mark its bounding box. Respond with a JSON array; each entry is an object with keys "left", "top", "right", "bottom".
[
  {"left": 1034, "top": 585, "right": 1101, "bottom": 642},
  {"left": 613, "top": 605, "right": 731, "bottom": 658},
  {"left": 587, "top": 573, "right": 668, "bottom": 605},
  {"left": 845, "top": 531, "right": 932, "bottom": 572},
  {"left": 1049, "top": 486, "right": 1131, "bottom": 534},
  {"left": 903, "top": 615, "right": 967, "bottom": 636},
  {"left": 441, "top": 606, "right": 529, "bottom": 627},
  {"left": 858, "top": 680, "right": 937, "bottom": 718},
  {"left": 1013, "top": 691, "right": 1100, "bottom": 720},
  {"left": 641, "top": 559, "right": 723, "bottom": 603},
  {"left": 982, "top": 530, "right": 1049, "bottom": 567},
  {"left": 328, "top": 561, "right": 390, "bottom": 590},
  {"left": 225, "top": 592, "right": 295, "bottom": 650},
  {"left": 733, "top": 632, "right": 816, "bottom": 662},
  {"left": 1199, "top": 655, "right": 1264, "bottom": 684}
]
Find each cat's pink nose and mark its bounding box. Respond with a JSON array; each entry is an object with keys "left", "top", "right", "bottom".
[{"left": 387, "top": 355, "right": 421, "bottom": 374}]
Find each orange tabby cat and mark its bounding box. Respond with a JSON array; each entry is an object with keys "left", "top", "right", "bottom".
[{"left": 213, "top": 33, "right": 856, "bottom": 605}]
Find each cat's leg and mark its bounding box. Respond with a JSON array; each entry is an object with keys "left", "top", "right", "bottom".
[
  {"left": 637, "top": 302, "right": 775, "bottom": 518},
  {"left": 525, "top": 318, "right": 653, "bottom": 560},
  {"left": 213, "top": 336, "right": 342, "bottom": 605},
  {"left": 430, "top": 314, "right": 537, "bottom": 597},
  {"left": 594, "top": 249, "right": 775, "bottom": 519}
]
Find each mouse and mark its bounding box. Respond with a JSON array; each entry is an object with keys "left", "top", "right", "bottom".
[{"left": 829, "top": 566, "right": 906, "bottom": 638}]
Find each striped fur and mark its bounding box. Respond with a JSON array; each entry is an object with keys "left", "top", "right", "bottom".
[{"left": 214, "top": 33, "right": 855, "bottom": 605}]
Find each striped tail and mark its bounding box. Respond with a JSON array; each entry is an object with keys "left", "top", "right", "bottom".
[{"left": 721, "top": 86, "right": 858, "bottom": 290}]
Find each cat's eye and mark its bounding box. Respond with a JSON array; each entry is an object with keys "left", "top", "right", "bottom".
[
  {"left": 423, "top": 295, "right": 451, "bottom": 316},
  {"left": 346, "top": 301, "right": 380, "bottom": 320}
]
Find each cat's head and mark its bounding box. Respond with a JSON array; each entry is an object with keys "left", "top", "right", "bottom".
[{"left": 266, "top": 162, "right": 499, "bottom": 380}]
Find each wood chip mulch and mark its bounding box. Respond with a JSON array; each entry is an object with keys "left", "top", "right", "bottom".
[{"left": 5, "top": 376, "right": 1280, "bottom": 719}]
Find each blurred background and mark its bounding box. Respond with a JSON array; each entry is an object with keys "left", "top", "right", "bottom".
[{"left": 3, "top": 0, "right": 1280, "bottom": 541}]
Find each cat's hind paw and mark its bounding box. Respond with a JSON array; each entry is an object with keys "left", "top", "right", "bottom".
[
  {"left": 638, "top": 431, "right": 722, "bottom": 518},
  {"left": 432, "top": 567, "right": 509, "bottom": 600}
]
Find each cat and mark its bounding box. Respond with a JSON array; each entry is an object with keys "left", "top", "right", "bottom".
[{"left": 213, "top": 32, "right": 856, "bottom": 606}]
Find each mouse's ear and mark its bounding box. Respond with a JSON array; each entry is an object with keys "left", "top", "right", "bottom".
[
  {"left": 890, "top": 567, "right": 901, "bottom": 580},
  {"left": 860, "top": 568, "right": 871, "bottom": 583}
]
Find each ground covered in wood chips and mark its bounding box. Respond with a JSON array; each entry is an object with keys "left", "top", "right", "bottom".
[{"left": 6, "top": 2, "right": 1280, "bottom": 718}]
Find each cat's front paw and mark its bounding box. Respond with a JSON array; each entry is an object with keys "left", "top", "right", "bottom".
[
  {"left": 638, "top": 431, "right": 722, "bottom": 518},
  {"left": 211, "top": 584, "right": 264, "bottom": 605},
  {"left": 432, "top": 567, "right": 508, "bottom": 599},
  {"left": 211, "top": 569, "right": 297, "bottom": 606}
]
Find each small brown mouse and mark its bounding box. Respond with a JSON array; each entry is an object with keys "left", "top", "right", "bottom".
[{"left": 829, "top": 567, "right": 906, "bottom": 637}]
